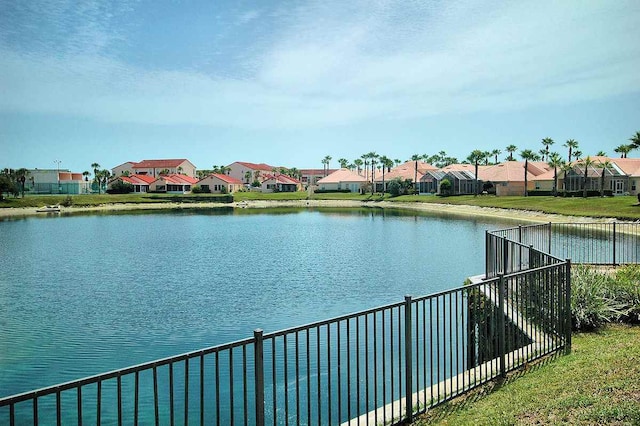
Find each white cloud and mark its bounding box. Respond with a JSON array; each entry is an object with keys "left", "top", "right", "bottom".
[{"left": 0, "top": 0, "right": 639, "bottom": 129}]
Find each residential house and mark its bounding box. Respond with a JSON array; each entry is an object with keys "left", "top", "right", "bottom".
[
  {"left": 197, "top": 174, "right": 244, "bottom": 194},
  {"left": 300, "top": 169, "right": 338, "bottom": 187},
  {"left": 419, "top": 170, "right": 447, "bottom": 194},
  {"left": 149, "top": 174, "right": 199, "bottom": 193},
  {"left": 612, "top": 158, "right": 640, "bottom": 195},
  {"left": 531, "top": 157, "right": 640, "bottom": 195},
  {"left": 480, "top": 161, "right": 547, "bottom": 196},
  {"left": 442, "top": 170, "right": 477, "bottom": 195},
  {"left": 109, "top": 174, "right": 155, "bottom": 193},
  {"left": 111, "top": 159, "right": 197, "bottom": 178},
  {"left": 556, "top": 157, "right": 632, "bottom": 195},
  {"left": 316, "top": 169, "right": 367, "bottom": 192},
  {"left": 111, "top": 162, "right": 136, "bottom": 177},
  {"left": 260, "top": 174, "right": 302, "bottom": 193},
  {"left": 376, "top": 161, "right": 437, "bottom": 192},
  {"left": 227, "top": 162, "right": 277, "bottom": 185}
]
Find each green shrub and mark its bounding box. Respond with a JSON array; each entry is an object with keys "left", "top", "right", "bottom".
[
  {"left": 106, "top": 181, "right": 134, "bottom": 194},
  {"left": 313, "top": 189, "right": 352, "bottom": 193},
  {"left": 571, "top": 266, "right": 623, "bottom": 331},
  {"left": 61, "top": 195, "right": 73, "bottom": 207},
  {"left": 191, "top": 185, "right": 210, "bottom": 194},
  {"left": 611, "top": 265, "right": 640, "bottom": 324}
]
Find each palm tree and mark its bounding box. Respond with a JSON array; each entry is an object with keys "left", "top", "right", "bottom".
[
  {"left": 338, "top": 158, "right": 349, "bottom": 169},
  {"left": 614, "top": 144, "right": 633, "bottom": 158},
  {"left": 596, "top": 151, "right": 607, "bottom": 157},
  {"left": 547, "top": 153, "right": 563, "bottom": 197},
  {"left": 573, "top": 150, "right": 583, "bottom": 160},
  {"left": 520, "top": 149, "right": 536, "bottom": 197},
  {"left": 541, "top": 137, "right": 554, "bottom": 162},
  {"left": 491, "top": 149, "right": 501, "bottom": 164},
  {"left": 563, "top": 139, "right": 579, "bottom": 161},
  {"left": 96, "top": 169, "right": 111, "bottom": 193},
  {"left": 629, "top": 131, "right": 640, "bottom": 150},
  {"left": 82, "top": 171, "right": 90, "bottom": 181},
  {"left": 468, "top": 150, "right": 484, "bottom": 196},
  {"left": 321, "top": 155, "right": 332, "bottom": 176},
  {"left": 394, "top": 158, "right": 402, "bottom": 167},
  {"left": 506, "top": 145, "right": 517, "bottom": 161},
  {"left": 368, "top": 152, "right": 379, "bottom": 193},
  {"left": 379, "top": 155, "right": 393, "bottom": 193},
  {"left": 244, "top": 171, "right": 252, "bottom": 183},
  {"left": 560, "top": 161, "right": 573, "bottom": 194},
  {"left": 91, "top": 162, "right": 101, "bottom": 193},
  {"left": 581, "top": 156, "right": 595, "bottom": 198},
  {"left": 354, "top": 158, "right": 363, "bottom": 175},
  {"left": 361, "top": 154, "right": 369, "bottom": 180},
  {"left": 15, "top": 168, "right": 28, "bottom": 198},
  {"left": 598, "top": 160, "right": 614, "bottom": 197}
]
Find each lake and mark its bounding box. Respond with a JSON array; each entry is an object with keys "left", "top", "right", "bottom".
[{"left": 0, "top": 207, "right": 516, "bottom": 398}]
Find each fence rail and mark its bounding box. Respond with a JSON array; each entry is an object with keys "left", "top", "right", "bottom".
[{"left": 9, "top": 221, "right": 623, "bottom": 425}]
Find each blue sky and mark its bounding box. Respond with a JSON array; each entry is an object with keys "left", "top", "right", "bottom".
[{"left": 1, "top": 0, "right": 639, "bottom": 173}]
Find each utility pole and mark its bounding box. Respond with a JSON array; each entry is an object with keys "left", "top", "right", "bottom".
[{"left": 54, "top": 160, "right": 62, "bottom": 193}]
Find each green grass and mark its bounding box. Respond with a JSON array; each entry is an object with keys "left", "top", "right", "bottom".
[
  {"left": 390, "top": 195, "right": 640, "bottom": 220},
  {"left": 0, "top": 193, "right": 232, "bottom": 207},
  {"left": 414, "top": 324, "right": 640, "bottom": 426},
  {"left": 3, "top": 192, "right": 640, "bottom": 220}
]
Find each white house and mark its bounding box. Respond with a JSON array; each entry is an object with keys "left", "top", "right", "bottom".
[{"left": 316, "top": 169, "right": 367, "bottom": 192}]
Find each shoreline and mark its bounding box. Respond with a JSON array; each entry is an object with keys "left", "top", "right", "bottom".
[{"left": 0, "top": 199, "right": 622, "bottom": 223}]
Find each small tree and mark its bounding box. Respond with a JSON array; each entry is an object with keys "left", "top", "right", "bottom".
[
  {"left": 387, "top": 179, "right": 402, "bottom": 196},
  {"left": 439, "top": 178, "right": 452, "bottom": 196}
]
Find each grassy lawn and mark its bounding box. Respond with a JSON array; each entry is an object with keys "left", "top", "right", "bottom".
[
  {"left": 2, "top": 192, "right": 640, "bottom": 220},
  {"left": 414, "top": 324, "right": 640, "bottom": 426},
  {"left": 390, "top": 195, "right": 640, "bottom": 220}
]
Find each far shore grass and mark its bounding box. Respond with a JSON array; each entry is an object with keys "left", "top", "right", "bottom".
[
  {"left": 413, "top": 324, "right": 640, "bottom": 425},
  {"left": 2, "top": 192, "right": 640, "bottom": 220}
]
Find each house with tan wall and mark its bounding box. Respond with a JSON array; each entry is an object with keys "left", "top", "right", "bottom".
[
  {"left": 149, "top": 174, "right": 199, "bottom": 193},
  {"left": 112, "top": 159, "right": 197, "bottom": 178},
  {"left": 260, "top": 174, "right": 302, "bottom": 193},
  {"left": 109, "top": 174, "right": 156, "bottom": 193},
  {"left": 197, "top": 174, "right": 244, "bottom": 193},
  {"left": 317, "top": 169, "right": 367, "bottom": 192},
  {"left": 227, "top": 162, "right": 277, "bottom": 185}
]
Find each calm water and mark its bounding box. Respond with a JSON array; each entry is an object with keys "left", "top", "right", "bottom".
[{"left": 0, "top": 208, "right": 516, "bottom": 398}]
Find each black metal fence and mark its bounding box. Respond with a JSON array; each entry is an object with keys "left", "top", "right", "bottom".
[
  {"left": 488, "top": 222, "right": 640, "bottom": 272},
  {"left": 1, "top": 224, "right": 576, "bottom": 426}
]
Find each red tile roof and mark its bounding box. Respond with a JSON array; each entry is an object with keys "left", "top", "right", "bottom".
[
  {"left": 233, "top": 162, "right": 275, "bottom": 171},
  {"left": 121, "top": 174, "right": 156, "bottom": 185},
  {"left": 262, "top": 174, "right": 301, "bottom": 184},
  {"left": 208, "top": 173, "right": 243, "bottom": 184},
  {"left": 156, "top": 174, "right": 199, "bottom": 184},
  {"left": 134, "top": 159, "right": 190, "bottom": 168},
  {"left": 300, "top": 169, "right": 338, "bottom": 175}
]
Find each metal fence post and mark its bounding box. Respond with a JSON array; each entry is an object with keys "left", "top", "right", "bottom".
[
  {"left": 528, "top": 244, "right": 534, "bottom": 270},
  {"left": 548, "top": 222, "right": 552, "bottom": 254},
  {"left": 498, "top": 275, "right": 506, "bottom": 378},
  {"left": 502, "top": 237, "right": 509, "bottom": 274},
  {"left": 485, "top": 230, "right": 490, "bottom": 278},
  {"left": 612, "top": 222, "right": 617, "bottom": 265},
  {"left": 518, "top": 225, "right": 523, "bottom": 267},
  {"left": 254, "top": 329, "right": 265, "bottom": 426},
  {"left": 565, "top": 261, "right": 572, "bottom": 354},
  {"left": 404, "top": 295, "right": 413, "bottom": 423}
]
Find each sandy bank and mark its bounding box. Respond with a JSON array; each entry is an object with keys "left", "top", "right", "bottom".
[{"left": 0, "top": 199, "right": 623, "bottom": 223}]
